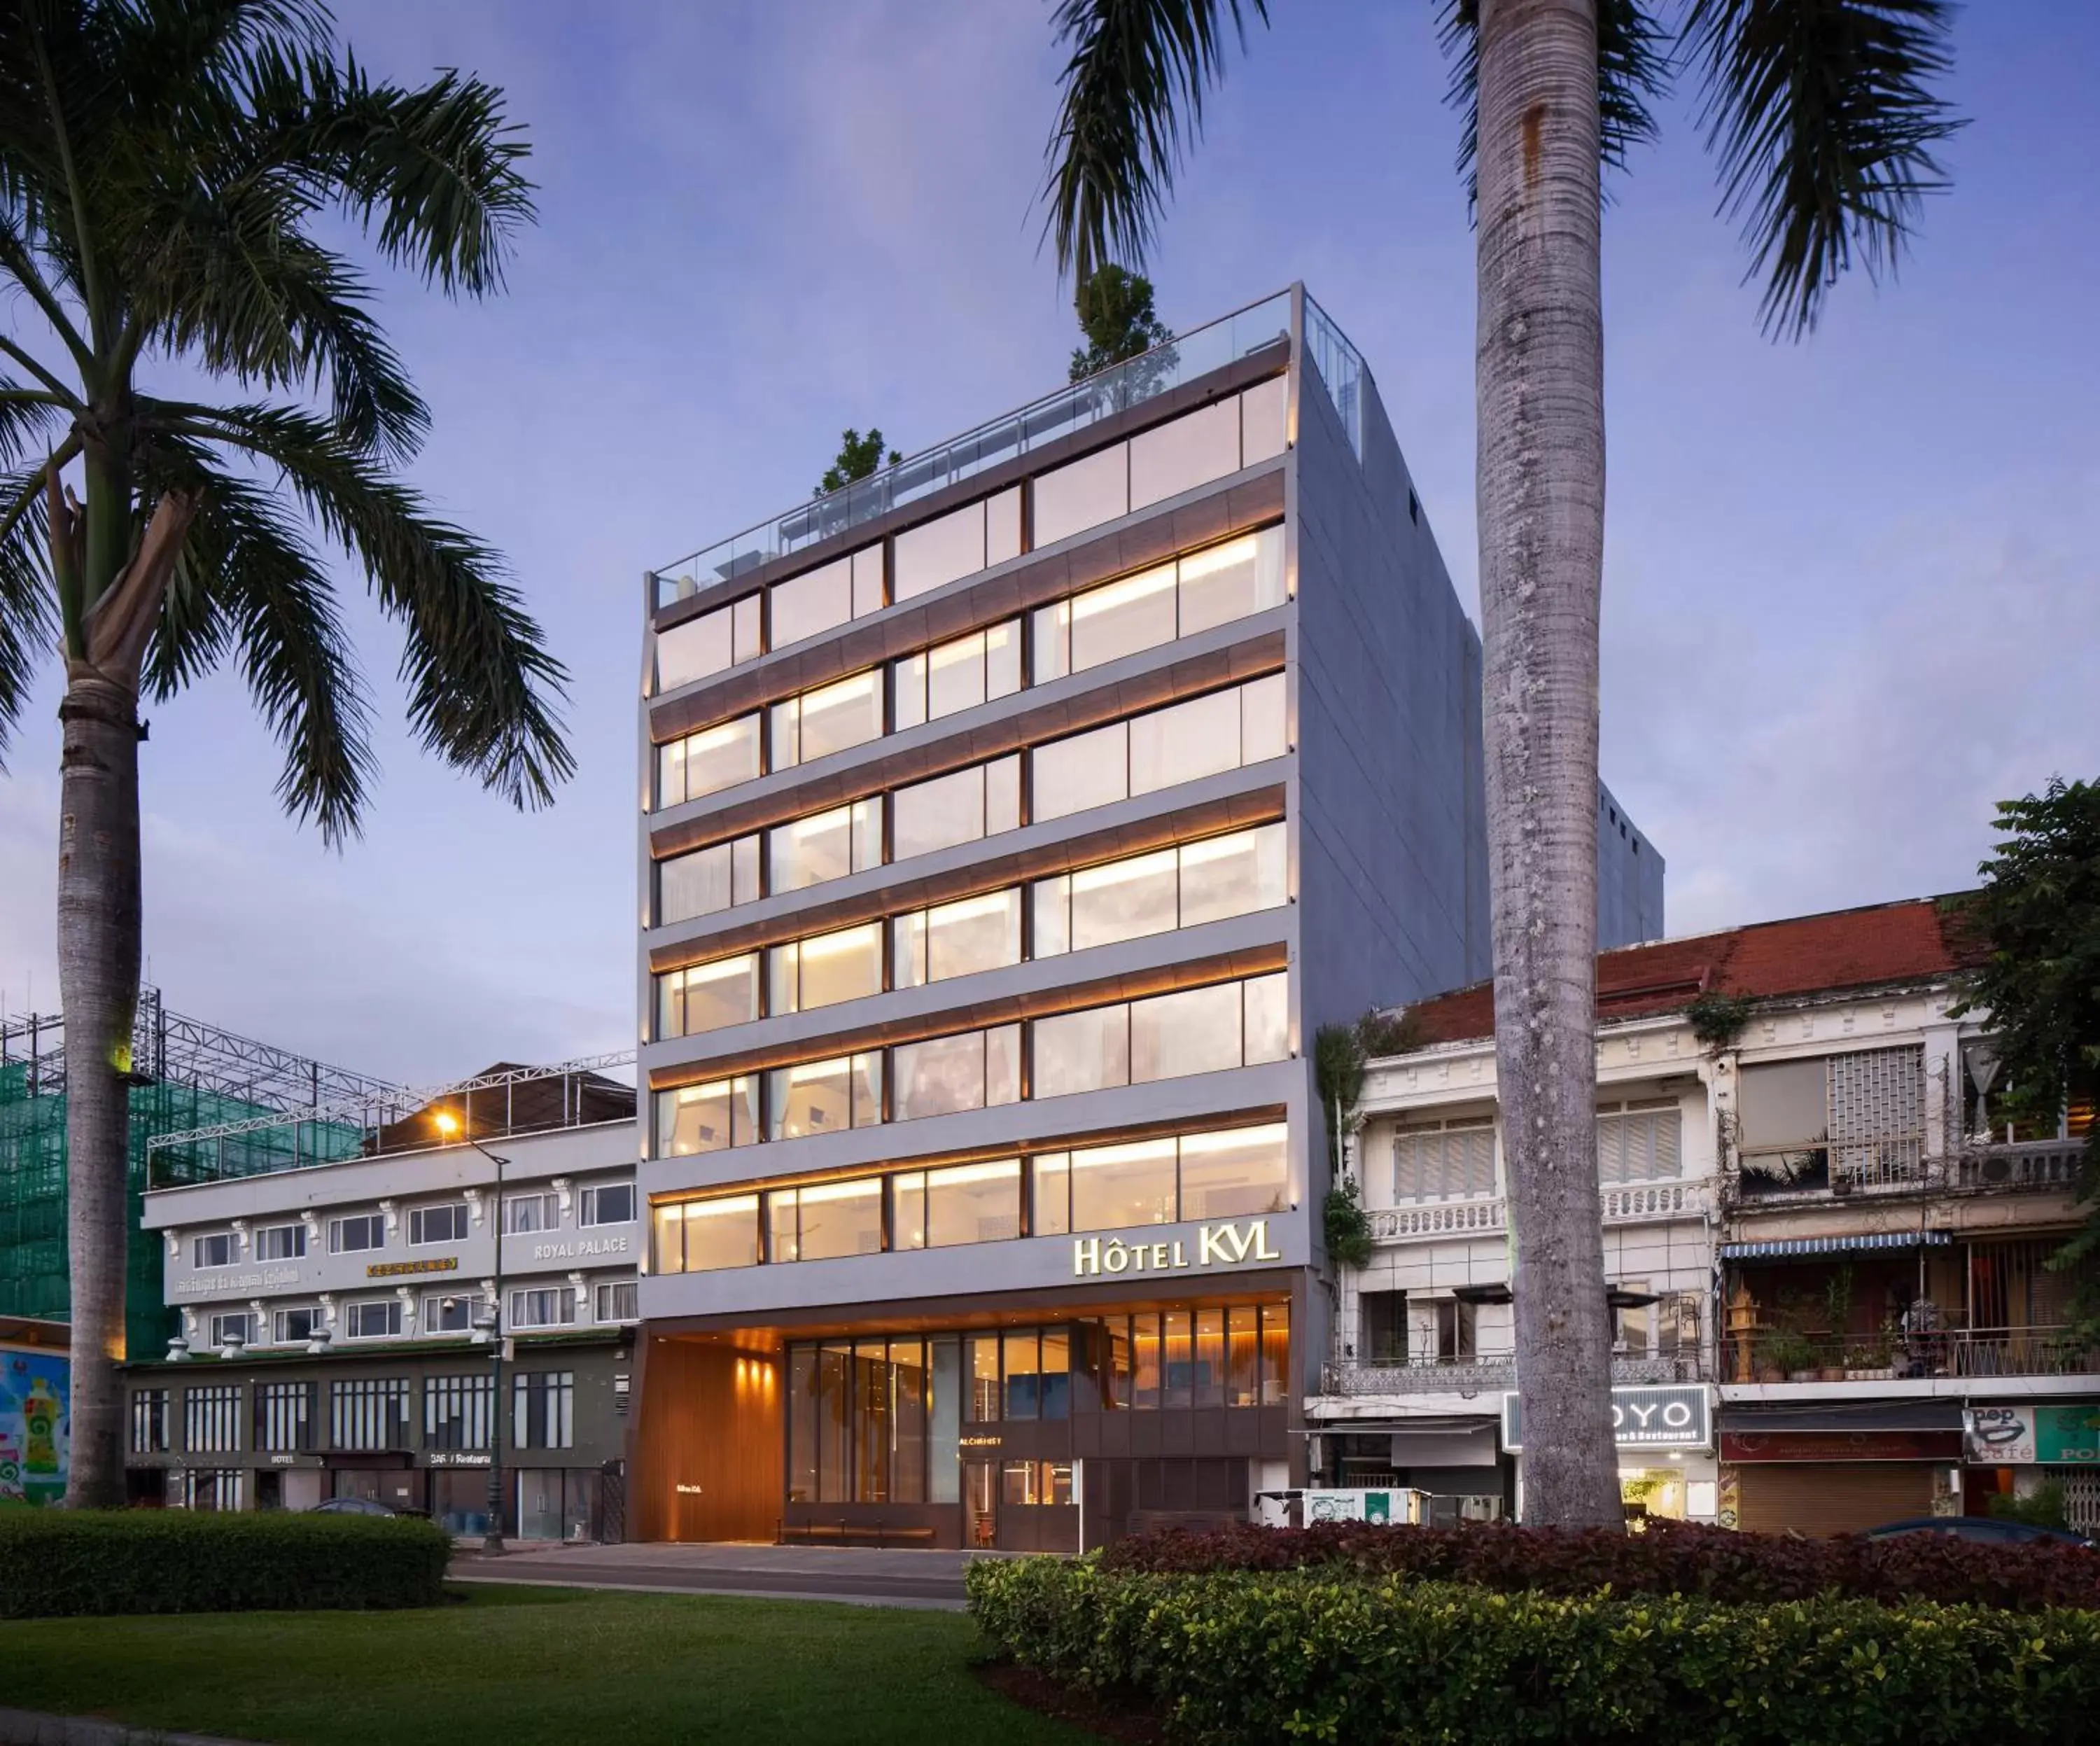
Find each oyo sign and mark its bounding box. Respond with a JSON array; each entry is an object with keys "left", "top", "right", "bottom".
[{"left": 1502, "top": 1384, "right": 1712, "bottom": 1453}]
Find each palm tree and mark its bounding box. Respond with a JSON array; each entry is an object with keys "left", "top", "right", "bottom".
[
  {"left": 0, "top": 0, "right": 573, "bottom": 1507},
  {"left": 1041, "top": 0, "right": 1959, "bottom": 1526}
]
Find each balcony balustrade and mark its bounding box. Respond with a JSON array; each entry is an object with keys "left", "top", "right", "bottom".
[
  {"left": 1367, "top": 1179, "right": 1709, "bottom": 1245},
  {"left": 1325, "top": 1348, "right": 1709, "bottom": 1396}
]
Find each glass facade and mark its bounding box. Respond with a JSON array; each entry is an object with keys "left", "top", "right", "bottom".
[
  {"left": 651, "top": 1119, "right": 1288, "bottom": 1276},
  {"left": 651, "top": 970, "right": 1282, "bottom": 1171},
  {"left": 650, "top": 523, "right": 1284, "bottom": 821},
  {"left": 783, "top": 1302, "right": 1287, "bottom": 1503}
]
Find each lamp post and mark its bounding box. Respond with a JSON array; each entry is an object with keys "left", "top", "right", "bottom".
[{"left": 435, "top": 1110, "right": 510, "bottom": 1555}]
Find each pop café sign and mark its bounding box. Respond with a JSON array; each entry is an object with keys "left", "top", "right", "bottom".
[
  {"left": 1966, "top": 1403, "right": 2100, "bottom": 1465},
  {"left": 1502, "top": 1384, "right": 1712, "bottom": 1453}
]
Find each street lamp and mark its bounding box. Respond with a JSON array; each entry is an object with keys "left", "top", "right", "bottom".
[{"left": 434, "top": 1108, "right": 510, "bottom": 1556}]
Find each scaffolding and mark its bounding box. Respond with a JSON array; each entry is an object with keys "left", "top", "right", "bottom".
[{"left": 0, "top": 989, "right": 392, "bottom": 1359}]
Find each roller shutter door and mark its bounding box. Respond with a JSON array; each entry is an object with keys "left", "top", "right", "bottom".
[{"left": 1734, "top": 1463, "right": 1934, "bottom": 1537}]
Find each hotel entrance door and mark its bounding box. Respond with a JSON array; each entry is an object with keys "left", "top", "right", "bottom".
[{"left": 965, "top": 1460, "right": 998, "bottom": 1549}]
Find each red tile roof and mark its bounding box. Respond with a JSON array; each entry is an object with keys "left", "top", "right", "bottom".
[{"left": 1400, "top": 895, "right": 1982, "bottom": 1047}]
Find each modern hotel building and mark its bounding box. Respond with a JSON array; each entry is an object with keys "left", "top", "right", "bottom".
[{"left": 630, "top": 287, "right": 1659, "bottom": 1551}]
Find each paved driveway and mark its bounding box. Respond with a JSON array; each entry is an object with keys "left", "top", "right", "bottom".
[{"left": 451, "top": 1540, "right": 983, "bottom": 1609}]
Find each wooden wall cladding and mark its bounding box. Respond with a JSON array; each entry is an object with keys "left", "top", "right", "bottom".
[{"left": 632, "top": 1338, "right": 783, "bottom": 1543}]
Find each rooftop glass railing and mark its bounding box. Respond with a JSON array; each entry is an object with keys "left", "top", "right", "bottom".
[
  {"left": 652, "top": 287, "right": 1298, "bottom": 610},
  {"left": 1301, "top": 293, "right": 1366, "bottom": 463}
]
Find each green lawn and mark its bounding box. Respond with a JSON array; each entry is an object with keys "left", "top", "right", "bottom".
[{"left": 0, "top": 1586, "right": 1092, "bottom": 1746}]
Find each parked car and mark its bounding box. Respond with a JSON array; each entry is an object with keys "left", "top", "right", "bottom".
[
  {"left": 307, "top": 1495, "right": 405, "bottom": 1517},
  {"left": 1865, "top": 1514, "right": 2092, "bottom": 1549}
]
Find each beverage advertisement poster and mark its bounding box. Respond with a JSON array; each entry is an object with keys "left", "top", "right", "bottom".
[{"left": 0, "top": 1347, "right": 70, "bottom": 1507}]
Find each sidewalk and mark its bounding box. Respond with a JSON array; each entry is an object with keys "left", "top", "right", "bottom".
[{"left": 449, "top": 1539, "right": 979, "bottom": 1609}]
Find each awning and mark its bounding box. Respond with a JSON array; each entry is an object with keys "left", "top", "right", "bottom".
[
  {"left": 1720, "top": 1231, "right": 1952, "bottom": 1261},
  {"left": 1721, "top": 1399, "right": 1963, "bottom": 1434}
]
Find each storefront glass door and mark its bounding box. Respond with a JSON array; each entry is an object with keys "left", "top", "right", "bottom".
[{"left": 964, "top": 1460, "right": 997, "bottom": 1549}]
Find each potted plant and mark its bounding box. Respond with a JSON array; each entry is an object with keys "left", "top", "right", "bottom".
[{"left": 1761, "top": 1327, "right": 1818, "bottom": 1382}]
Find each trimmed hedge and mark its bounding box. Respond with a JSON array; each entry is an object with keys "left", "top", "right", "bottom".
[
  {"left": 0, "top": 1510, "right": 451, "bottom": 1617},
  {"left": 969, "top": 1557, "right": 2100, "bottom": 1746},
  {"left": 1100, "top": 1517, "right": 2100, "bottom": 1612}
]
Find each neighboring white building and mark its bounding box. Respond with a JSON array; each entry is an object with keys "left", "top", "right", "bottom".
[{"left": 1310, "top": 897, "right": 2097, "bottom": 1536}]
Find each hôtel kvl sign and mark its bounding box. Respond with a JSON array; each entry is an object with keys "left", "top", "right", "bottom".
[
  {"left": 1072, "top": 1219, "right": 1282, "bottom": 1278},
  {"left": 1502, "top": 1385, "right": 1712, "bottom": 1453}
]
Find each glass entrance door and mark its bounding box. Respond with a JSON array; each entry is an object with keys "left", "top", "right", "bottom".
[{"left": 964, "top": 1460, "right": 998, "bottom": 1549}]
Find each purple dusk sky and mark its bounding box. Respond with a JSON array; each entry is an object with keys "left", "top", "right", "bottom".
[{"left": 3, "top": 1, "right": 2096, "bottom": 1087}]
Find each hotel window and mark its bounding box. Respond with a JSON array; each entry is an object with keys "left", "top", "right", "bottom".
[
  {"left": 130, "top": 1388, "right": 170, "bottom": 1453},
  {"left": 328, "top": 1212, "right": 384, "bottom": 1254},
  {"left": 768, "top": 1178, "right": 883, "bottom": 1263},
  {"left": 654, "top": 1076, "right": 759, "bottom": 1155},
  {"left": 890, "top": 1024, "right": 1021, "bottom": 1122},
  {"left": 657, "top": 832, "right": 761, "bottom": 926},
  {"left": 595, "top": 1279, "right": 640, "bottom": 1322},
  {"left": 183, "top": 1383, "right": 243, "bottom": 1454},
  {"left": 1597, "top": 1098, "right": 1684, "bottom": 1184},
  {"left": 768, "top": 799, "right": 880, "bottom": 893},
  {"left": 657, "top": 713, "right": 761, "bottom": 810},
  {"left": 1391, "top": 1118, "right": 1497, "bottom": 1201},
  {"left": 1176, "top": 1124, "right": 1290, "bottom": 1220},
  {"left": 769, "top": 669, "right": 883, "bottom": 769},
  {"left": 892, "top": 620, "right": 1022, "bottom": 730},
  {"left": 514, "top": 1371, "right": 575, "bottom": 1451},
  {"left": 766, "top": 1053, "right": 883, "bottom": 1140},
  {"left": 409, "top": 1202, "right": 469, "bottom": 1246},
  {"left": 787, "top": 1336, "right": 930, "bottom": 1505},
  {"left": 271, "top": 1306, "right": 318, "bottom": 1344},
  {"left": 254, "top": 1380, "right": 315, "bottom": 1453},
  {"left": 1046, "top": 525, "right": 1280, "bottom": 661},
  {"left": 510, "top": 1287, "right": 579, "bottom": 1329},
  {"left": 890, "top": 1159, "right": 1022, "bottom": 1251},
  {"left": 1032, "top": 821, "right": 1287, "bottom": 959},
  {"left": 192, "top": 1231, "right": 233, "bottom": 1268},
  {"left": 891, "top": 488, "right": 1021, "bottom": 603},
  {"left": 1030, "top": 972, "right": 1289, "bottom": 1101},
  {"left": 892, "top": 887, "right": 1022, "bottom": 989},
  {"left": 253, "top": 1222, "right": 306, "bottom": 1261},
  {"left": 206, "top": 1311, "right": 255, "bottom": 1350},
  {"left": 344, "top": 1299, "right": 403, "bottom": 1340},
  {"left": 426, "top": 1374, "right": 495, "bottom": 1451},
  {"left": 653, "top": 1193, "right": 761, "bottom": 1275},
  {"left": 769, "top": 545, "right": 878, "bottom": 650},
  {"left": 422, "top": 1291, "right": 486, "bottom": 1334},
  {"left": 890, "top": 755, "right": 1021, "bottom": 862},
  {"left": 653, "top": 592, "right": 761, "bottom": 693},
  {"left": 1030, "top": 673, "right": 1286, "bottom": 824},
  {"left": 1062, "top": 1138, "right": 1177, "bottom": 1231},
  {"left": 767, "top": 922, "right": 883, "bottom": 1015},
  {"left": 1031, "top": 388, "right": 1280, "bottom": 551},
  {"left": 658, "top": 951, "right": 761, "bottom": 1039},
  {"left": 504, "top": 1192, "right": 560, "bottom": 1236},
  {"left": 329, "top": 1377, "right": 411, "bottom": 1451},
  {"left": 580, "top": 1183, "right": 636, "bottom": 1227}
]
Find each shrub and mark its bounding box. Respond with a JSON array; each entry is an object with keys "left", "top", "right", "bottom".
[
  {"left": 1097, "top": 1517, "right": 2100, "bottom": 1612},
  {"left": 0, "top": 1510, "right": 451, "bottom": 1617},
  {"left": 969, "top": 1558, "right": 2100, "bottom": 1746}
]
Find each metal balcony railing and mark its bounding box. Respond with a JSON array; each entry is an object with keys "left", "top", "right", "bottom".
[
  {"left": 1723, "top": 1324, "right": 2099, "bottom": 1385},
  {"left": 1325, "top": 1349, "right": 1710, "bottom": 1396}
]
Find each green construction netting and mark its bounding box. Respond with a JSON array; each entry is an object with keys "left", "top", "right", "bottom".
[{"left": 0, "top": 1061, "right": 363, "bottom": 1361}]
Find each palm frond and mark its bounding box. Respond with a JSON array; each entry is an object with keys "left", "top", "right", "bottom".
[
  {"left": 138, "top": 437, "right": 377, "bottom": 844},
  {"left": 1041, "top": 0, "right": 1268, "bottom": 284},
  {"left": 236, "top": 43, "right": 536, "bottom": 296},
  {"left": 0, "top": 377, "right": 67, "bottom": 467},
  {"left": 1683, "top": 0, "right": 1963, "bottom": 339},
  {"left": 1440, "top": 0, "right": 1669, "bottom": 214},
  {"left": 144, "top": 397, "right": 574, "bottom": 810},
  {"left": 0, "top": 463, "right": 56, "bottom": 765}
]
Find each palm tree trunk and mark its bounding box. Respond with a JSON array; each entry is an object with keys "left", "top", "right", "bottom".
[
  {"left": 1474, "top": 0, "right": 1620, "bottom": 1529},
  {"left": 57, "top": 667, "right": 144, "bottom": 1509}
]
